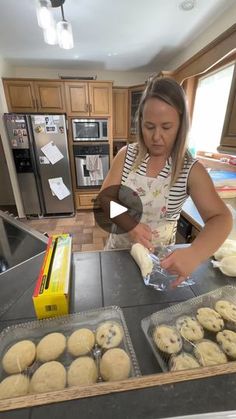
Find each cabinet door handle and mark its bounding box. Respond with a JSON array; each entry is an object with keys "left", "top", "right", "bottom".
[
  {"left": 89, "top": 104, "right": 92, "bottom": 113},
  {"left": 85, "top": 103, "right": 88, "bottom": 112}
]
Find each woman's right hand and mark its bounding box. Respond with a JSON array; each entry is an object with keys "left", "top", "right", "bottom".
[{"left": 128, "top": 223, "right": 153, "bottom": 251}]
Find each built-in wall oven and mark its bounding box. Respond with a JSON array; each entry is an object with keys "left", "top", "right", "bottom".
[{"left": 73, "top": 144, "right": 109, "bottom": 188}]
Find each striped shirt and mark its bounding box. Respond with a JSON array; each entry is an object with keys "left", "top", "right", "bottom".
[{"left": 121, "top": 143, "right": 196, "bottom": 221}]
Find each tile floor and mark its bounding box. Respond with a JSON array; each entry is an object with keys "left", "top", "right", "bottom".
[{"left": 22, "top": 210, "right": 110, "bottom": 253}]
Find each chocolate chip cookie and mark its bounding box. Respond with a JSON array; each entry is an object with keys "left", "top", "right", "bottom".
[
  {"left": 153, "top": 325, "right": 182, "bottom": 355},
  {"left": 194, "top": 339, "right": 227, "bottom": 366},
  {"left": 95, "top": 321, "right": 124, "bottom": 349},
  {"left": 215, "top": 300, "right": 236, "bottom": 323},
  {"left": 196, "top": 307, "right": 224, "bottom": 332},
  {"left": 216, "top": 329, "right": 236, "bottom": 359},
  {"left": 176, "top": 316, "right": 204, "bottom": 342},
  {"left": 169, "top": 352, "right": 200, "bottom": 371}
]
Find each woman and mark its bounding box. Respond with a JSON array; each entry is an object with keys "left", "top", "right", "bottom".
[{"left": 100, "top": 76, "right": 232, "bottom": 286}]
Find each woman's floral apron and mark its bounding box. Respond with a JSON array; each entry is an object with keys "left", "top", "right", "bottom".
[{"left": 105, "top": 161, "right": 177, "bottom": 250}]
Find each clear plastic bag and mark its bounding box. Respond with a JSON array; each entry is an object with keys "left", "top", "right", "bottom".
[{"left": 142, "top": 245, "right": 195, "bottom": 291}]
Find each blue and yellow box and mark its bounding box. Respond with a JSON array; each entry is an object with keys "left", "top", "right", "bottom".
[{"left": 33, "top": 233, "right": 72, "bottom": 319}]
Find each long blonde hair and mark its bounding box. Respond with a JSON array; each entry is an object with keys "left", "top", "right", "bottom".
[{"left": 134, "top": 76, "right": 192, "bottom": 185}]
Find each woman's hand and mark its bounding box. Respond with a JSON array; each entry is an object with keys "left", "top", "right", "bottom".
[
  {"left": 128, "top": 223, "right": 153, "bottom": 251},
  {"left": 160, "top": 246, "right": 202, "bottom": 287}
]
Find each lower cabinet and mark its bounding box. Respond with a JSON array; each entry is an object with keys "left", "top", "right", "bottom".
[
  {"left": 75, "top": 191, "right": 99, "bottom": 209},
  {"left": 176, "top": 215, "right": 200, "bottom": 243}
]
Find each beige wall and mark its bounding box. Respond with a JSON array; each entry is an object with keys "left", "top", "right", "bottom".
[
  {"left": 168, "top": 2, "right": 236, "bottom": 71},
  {"left": 0, "top": 57, "right": 25, "bottom": 216},
  {"left": 9, "top": 67, "right": 150, "bottom": 87}
]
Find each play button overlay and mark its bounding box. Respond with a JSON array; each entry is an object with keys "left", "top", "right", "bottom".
[
  {"left": 110, "top": 201, "right": 128, "bottom": 219},
  {"left": 93, "top": 184, "right": 143, "bottom": 234}
]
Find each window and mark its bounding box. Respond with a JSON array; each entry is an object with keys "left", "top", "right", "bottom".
[{"left": 188, "top": 63, "right": 235, "bottom": 155}]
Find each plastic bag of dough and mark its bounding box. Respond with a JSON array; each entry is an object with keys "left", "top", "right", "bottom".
[
  {"left": 212, "top": 255, "right": 236, "bottom": 276},
  {"left": 214, "top": 239, "right": 236, "bottom": 261},
  {"left": 130, "top": 243, "right": 153, "bottom": 277},
  {"left": 130, "top": 243, "right": 195, "bottom": 291}
]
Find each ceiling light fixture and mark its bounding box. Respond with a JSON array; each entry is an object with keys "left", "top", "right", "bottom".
[
  {"left": 36, "top": 0, "right": 74, "bottom": 49},
  {"left": 36, "top": 0, "right": 53, "bottom": 29}
]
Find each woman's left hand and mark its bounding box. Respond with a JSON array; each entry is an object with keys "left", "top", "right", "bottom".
[{"left": 160, "top": 247, "right": 202, "bottom": 288}]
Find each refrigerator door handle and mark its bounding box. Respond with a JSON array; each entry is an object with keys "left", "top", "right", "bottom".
[{"left": 26, "top": 116, "right": 46, "bottom": 214}]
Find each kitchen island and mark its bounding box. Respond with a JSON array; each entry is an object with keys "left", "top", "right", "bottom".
[
  {"left": 1, "top": 248, "right": 236, "bottom": 418},
  {"left": 182, "top": 196, "right": 236, "bottom": 231}
]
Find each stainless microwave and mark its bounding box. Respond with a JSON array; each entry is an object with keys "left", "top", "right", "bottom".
[{"left": 72, "top": 118, "right": 108, "bottom": 141}]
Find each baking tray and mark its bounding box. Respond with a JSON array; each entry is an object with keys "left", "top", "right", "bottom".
[
  {"left": 0, "top": 306, "right": 141, "bottom": 400},
  {"left": 141, "top": 285, "right": 236, "bottom": 372}
]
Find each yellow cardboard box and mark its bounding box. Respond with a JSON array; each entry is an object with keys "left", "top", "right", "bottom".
[{"left": 33, "top": 233, "right": 72, "bottom": 319}]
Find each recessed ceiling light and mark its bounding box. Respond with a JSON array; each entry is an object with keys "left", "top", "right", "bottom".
[
  {"left": 107, "top": 52, "right": 118, "bottom": 57},
  {"left": 179, "top": 0, "right": 195, "bottom": 11}
]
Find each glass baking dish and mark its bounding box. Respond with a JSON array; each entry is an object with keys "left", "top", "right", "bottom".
[
  {"left": 0, "top": 306, "right": 141, "bottom": 400},
  {"left": 141, "top": 285, "right": 236, "bottom": 372}
]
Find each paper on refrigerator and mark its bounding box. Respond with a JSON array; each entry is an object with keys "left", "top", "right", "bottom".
[
  {"left": 48, "top": 178, "right": 71, "bottom": 200},
  {"left": 41, "top": 141, "right": 64, "bottom": 165}
]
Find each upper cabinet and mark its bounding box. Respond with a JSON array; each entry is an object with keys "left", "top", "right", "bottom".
[
  {"left": 112, "top": 88, "right": 128, "bottom": 139},
  {"left": 3, "top": 79, "right": 66, "bottom": 113},
  {"left": 129, "top": 85, "right": 145, "bottom": 137},
  {"left": 3, "top": 80, "right": 37, "bottom": 113},
  {"left": 65, "top": 81, "right": 112, "bottom": 117},
  {"left": 220, "top": 64, "right": 236, "bottom": 150},
  {"left": 34, "top": 81, "right": 66, "bottom": 113}
]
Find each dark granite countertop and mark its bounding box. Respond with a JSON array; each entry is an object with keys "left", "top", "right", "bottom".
[{"left": 1, "top": 249, "right": 236, "bottom": 418}]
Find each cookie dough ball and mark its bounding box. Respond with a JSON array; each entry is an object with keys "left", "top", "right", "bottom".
[
  {"left": 196, "top": 307, "right": 224, "bottom": 332},
  {"left": 130, "top": 243, "right": 153, "bottom": 277},
  {"left": 153, "top": 325, "right": 182, "bottom": 354},
  {"left": 67, "top": 357, "right": 97, "bottom": 387},
  {"left": 194, "top": 340, "right": 227, "bottom": 366},
  {"left": 216, "top": 329, "right": 236, "bottom": 358},
  {"left": 96, "top": 321, "right": 123, "bottom": 349},
  {"left": 176, "top": 316, "right": 204, "bottom": 342},
  {"left": 215, "top": 300, "right": 236, "bottom": 323},
  {"left": 36, "top": 333, "right": 66, "bottom": 362},
  {"left": 215, "top": 255, "right": 236, "bottom": 276},
  {"left": 2, "top": 340, "right": 36, "bottom": 374},
  {"left": 30, "top": 361, "right": 66, "bottom": 394},
  {"left": 0, "top": 374, "right": 29, "bottom": 400},
  {"left": 67, "top": 329, "right": 95, "bottom": 356},
  {"left": 100, "top": 348, "right": 131, "bottom": 382},
  {"left": 169, "top": 352, "right": 200, "bottom": 372},
  {"left": 214, "top": 239, "right": 236, "bottom": 261}
]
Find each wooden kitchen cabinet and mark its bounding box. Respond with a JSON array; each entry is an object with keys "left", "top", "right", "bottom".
[
  {"left": 3, "top": 79, "right": 66, "bottom": 113},
  {"left": 176, "top": 214, "right": 200, "bottom": 244},
  {"left": 112, "top": 88, "right": 128, "bottom": 139},
  {"left": 129, "top": 85, "right": 145, "bottom": 137},
  {"left": 34, "top": 81, "right": 66, "bottom": 113},
  {"left": 65, "top": 81, "right": 113, "bottom": 117},
  {"left": 219, "top": 64, "right": 236, "bottom": 150},
  {"left": 3, "top": 80, "right": 37, "bottom": 113},
  {"left": 75, "top": 191, "right": 99, "bottom": 209}
]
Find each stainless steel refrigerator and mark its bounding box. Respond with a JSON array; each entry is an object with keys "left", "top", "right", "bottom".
[{"left": 4, "top": 114, "right": 74, "bottom": 217}]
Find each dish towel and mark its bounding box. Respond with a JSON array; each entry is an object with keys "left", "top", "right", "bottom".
[{"left": 85, "top": 155, "right": 103, "bottom": 181}]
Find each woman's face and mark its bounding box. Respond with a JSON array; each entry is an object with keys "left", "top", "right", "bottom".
[{"left": 141, "top": 97, "right": 180, "bottom": 157}]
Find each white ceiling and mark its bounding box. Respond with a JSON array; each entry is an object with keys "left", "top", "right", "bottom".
[{"left": 0, "top": 0, "right": 235, "bottom": 72}]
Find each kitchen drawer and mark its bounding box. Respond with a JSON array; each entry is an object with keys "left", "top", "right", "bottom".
[{"left": 75, "top": 192, "right": 99, "bottom": 209}]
